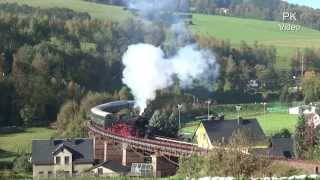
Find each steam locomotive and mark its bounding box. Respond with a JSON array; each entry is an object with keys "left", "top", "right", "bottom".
[{"left": 90, "top": 100, "right": 148, "bottom": 138}]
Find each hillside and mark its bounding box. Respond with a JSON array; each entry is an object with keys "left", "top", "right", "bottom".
[
  {"left": 1, "top": 0, "right": 320, "bottom": 69},
  {"left": 191, "top": 14, "right": 320, "bottom": 68},
  {"left": 0, "top": 0, "right": 131, "bottom": 21}
]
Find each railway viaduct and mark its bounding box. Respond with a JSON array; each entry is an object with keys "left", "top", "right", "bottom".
[
  {"left": 87, "top": 100, "right": 205, "bottom": 177},
  {"left": 88, "top": 121, "right": 203, "bottom": 177},
  {"left": 87, "top": 100, "right": 320, "bottom": 177}
]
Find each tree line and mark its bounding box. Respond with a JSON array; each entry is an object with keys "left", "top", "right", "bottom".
[
  {"left": 0, "top": 3, "right": 319, "bottom": 136},
  {"left": 0, "top": 3, "right": 157, "bottom": 127}
]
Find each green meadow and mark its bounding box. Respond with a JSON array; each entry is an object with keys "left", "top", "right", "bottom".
[
  {"left": 0, "top": 127, "right": 55, "bottom": 162},
  {"left": 180, "top": 112, "right": 299, "bottom": 138},
  {"left": 191, "top": 14, "right": 320, "bottom": 68},
  {"left": 0, "top": 0, "right": 131, "bottom": 21}
]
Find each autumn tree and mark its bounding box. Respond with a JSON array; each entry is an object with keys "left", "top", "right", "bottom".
[
  {"left": 56, "top": 92, "right": 113, "bottom": 137},
  {"left": 302, "top": 71, "right": 320, "bottom": 103},
  {"left": 295, "top": 115, "right": 320, "bottom": 160}
]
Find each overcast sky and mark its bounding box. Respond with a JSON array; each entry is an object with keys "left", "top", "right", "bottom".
[{"left": 287, "top": 0, "right": 320, "bottom": 9}]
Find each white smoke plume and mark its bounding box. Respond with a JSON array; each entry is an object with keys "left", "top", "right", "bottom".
[
  {"left": 121, "top": 0, "right": 219, "bottom": 114},
  {"left": 122, "top": 44, "right": 218, "bottom": 114},
  {"left": 127, "top": 0, "right": 176, "bottom": 16}
]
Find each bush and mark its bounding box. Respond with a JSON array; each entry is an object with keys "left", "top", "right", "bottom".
[
  {"left": 273, "top": 128, "right": 292, "bottom": 138},
  {"left": 178, "top": 130, "right": 271, "bottom": 178},
  {"left": 13, "top": 154, "right": 32, "bottom": 173},
  {"left": 264, "top": 162, "right": 304, "bottom": 177}
]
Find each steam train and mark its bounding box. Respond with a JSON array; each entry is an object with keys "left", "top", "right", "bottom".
[{"left": 90, "top": 100, "right": 148, "bottom": 138}]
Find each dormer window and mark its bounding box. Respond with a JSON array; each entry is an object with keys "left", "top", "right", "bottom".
[
  {"left": 65, "top": 156, "right": 70, "bottom": 165},
  {"left": 56, "top": 156, "right": 61, "bottom": 164}
]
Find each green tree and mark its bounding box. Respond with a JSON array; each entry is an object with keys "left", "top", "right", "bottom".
[
  {"left": 273, "top": 128, "right": 291, "bottom": 138},
  {"left": 13, "top": 154, "right": 32, "bottom": 173},
  {"left": 149, "top": 109, "right": 178, "bottom": 138},
  {"left": 19, "top": 105, "right": 36, "bottom": 127}
]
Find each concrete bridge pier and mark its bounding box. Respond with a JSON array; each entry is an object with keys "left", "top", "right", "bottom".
[
  {"left": 151, "top": 154, "right": 178, "bottom": 177},
  {"left": 89, "top": 133, "right": 122, "bottom": 162},
  {"left": 122, "top": 143, "right": 128, "bottom": 166},
  {"left": 121, "top": 143, "right": 145, "bottom": 166}
]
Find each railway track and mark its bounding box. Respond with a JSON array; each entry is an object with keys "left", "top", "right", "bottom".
[{"left": 88, "top": 121, "right": 206, "bottom": 157}]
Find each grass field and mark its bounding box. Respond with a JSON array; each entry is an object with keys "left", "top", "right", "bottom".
[
  {"left": 1, "top": 1, "right": 320, "bottom": 69},
  {"left": 0, "top": 127, "right": 55, "bottom": 162},
  {"left": 180, "top": 112, "right": 299, "bottom": 138},
  {"left": 191, "top": 14, "right": 320, "bottom": 68},
  {"left": 0, "top": 0, "right": 131, "bottom": 21},
  {"left": 255, "top": 113, "right": 298, "bottom": 135}
]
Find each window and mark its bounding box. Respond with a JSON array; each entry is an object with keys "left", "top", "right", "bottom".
[
  {"left": 48, "top": 171, "right": 53, "bottom": 177},
  {"left": 38, "top": 171, "right": 44, "bottom": 176},
  {"left": 64, "top": 156, "right": 70, "bottom": 164},
  {"left": 55, "top": 156, "right": 61, "bottom": 164}
]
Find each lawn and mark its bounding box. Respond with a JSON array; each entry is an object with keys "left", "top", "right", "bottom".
[
  {"left": 255, "top": 113, "right": 298, "bottom": 136},
  {"left": 0, "top": 0, "right": 132, "bottom": 21},
  {"left": 0, "top": 127, "right": 55, "bottom": 161},
  {"left": 190, "top": 14, "right": 320, "bottom": 69}
]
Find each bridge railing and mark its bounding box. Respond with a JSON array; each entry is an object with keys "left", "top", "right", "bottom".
[{"left": 88, "top": 121, "right": 206, "bottom": 156}]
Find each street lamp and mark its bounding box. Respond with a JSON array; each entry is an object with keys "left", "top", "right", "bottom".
[
  {"left": 236, "top": 105, "right": 241, "bottom": 125},
  {"left": 206, "top": 100, "right": 212, "bottom": 120},
  {"left": 261, "top": 102, "right": 267, "bottom": 116},
  {"left": 177, "top": 104, "right": 183, "bottom": 129}
]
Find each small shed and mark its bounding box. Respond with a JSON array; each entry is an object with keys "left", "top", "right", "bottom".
[
  {"left": 90, "top": 160, "right": 130, "bottom": 176},
  {"left": 269, "top": 137, "right": 295, "bottom": 159}
]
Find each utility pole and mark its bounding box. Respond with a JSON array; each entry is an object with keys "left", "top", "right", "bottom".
[
  {"left": 206, "top": 100, "right": 211, "bottom": 120},
  {"left": 301, "top": 53, "right": 304, "bottom": 78},
  {"left": 236, "top": 105, "right": 241, "bottom": 125},
  {"left": 261, "top": 102, "right": 267, "bottom": 116},
  {"left": 177, "top": 104, "right": 183, "bottom": 129}
]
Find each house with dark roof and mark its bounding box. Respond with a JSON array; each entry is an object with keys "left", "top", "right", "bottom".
[
  {"left": 194, "top": 118, "right": 268, "bottom": 149},
  {"left": 32, "top": 138, "right": 94, "bottom": 178},
  {"left": 269, "top": 137, "right": 295, "bottom": 159},
  {"left": 89, "top": 160, "right": 130, "bottom": 176}
]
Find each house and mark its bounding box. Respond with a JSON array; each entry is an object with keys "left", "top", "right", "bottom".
[
  {"left": 269, "top": 137, "right": 295, "bottom": 159},
  {"left": 194, "top": 118, "right": 267, "bottom": 149},
  {"left": 289, "top": 105, "right": 318, "bottom": 115},
  {"left": 90, "top": 160, "right": 130, "bottom": 176},
  {"left": 32, "top": 138, "right": 94, "bottom": 178},
  {"left": 247, "top": 79, "right": 259, "bottom": 89}
]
